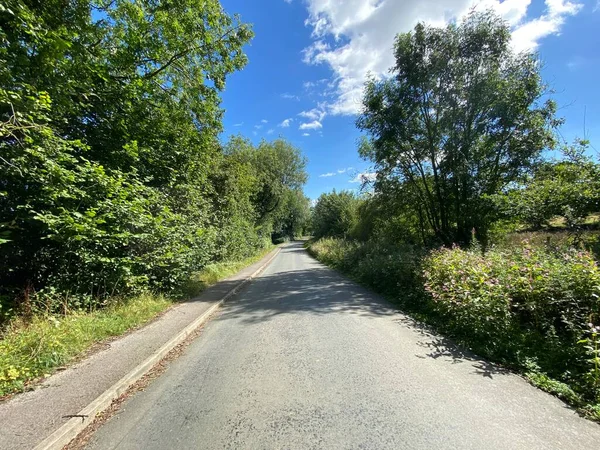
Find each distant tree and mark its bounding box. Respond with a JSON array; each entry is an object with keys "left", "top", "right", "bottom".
[
  {"left": 357, "top": 11, "right": 558, "bottom": 246},
  {"left": 273, "top": 190, "right": 311, "bottom": 241},
  {"left": 495, "top": 140, "right": 600, "bottom": 229},
  {"left": 312, "top": 190, "right": 361, "bottom": 239},
  {"left": 224, "top": 136, "right": 308, "bottom": 241}
]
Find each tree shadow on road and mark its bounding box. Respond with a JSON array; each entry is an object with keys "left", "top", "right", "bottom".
[
  {"left": 395, "top": 315, "right": 511, "bottom": 379},
  {"left": 212, "top": 242, "right": 511, "bottom": 380}
]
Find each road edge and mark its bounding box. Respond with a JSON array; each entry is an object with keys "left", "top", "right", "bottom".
[{"left": 33, "top": 246, "right": 282, "bottom": 450}]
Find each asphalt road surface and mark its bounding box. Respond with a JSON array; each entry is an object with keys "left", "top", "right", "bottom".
[{"left": 87, "top": 242, "right": 600, "bottom": 449}]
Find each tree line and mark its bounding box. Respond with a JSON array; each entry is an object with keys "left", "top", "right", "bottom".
[{"left": 0, "top": 0, "right": 310, "bottom": 320}]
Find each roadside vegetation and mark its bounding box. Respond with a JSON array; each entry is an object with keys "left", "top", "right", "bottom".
[
  {"left": 309, "top": 12, "right": 600, "bottom": 419},
  {"left": 0, "top": 246, "right": 276, "bottom": 397},
  {"left": 0, "top": 1, "right": 310, "bottom": 394}
]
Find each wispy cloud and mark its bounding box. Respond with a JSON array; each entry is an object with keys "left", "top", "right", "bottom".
[
  {"left": 302, "top": 133, "right": 310, "bottom": 137},
  {"left": 319, "top": 172, "right": 336, "bottom": 177},
  {"left": 267, "top": 129, "right": 275, "bottom": 135},
  {"left": 298, "top": 106, "right": 327, "bottom": 130},
  {"left": 279, "top": 118, "right": 293, "bottom": 128},
  {"left": 281, "top": 93, "right": 300, "bottom": 101},
  {"left": 261, "top": 119, "right": 268, "bottom": 124},
  {"left": 337, "top": 167, "right": 354, "bottom": 174},
  {"left": 567, "top": 55, "right": 586, "bottom": 71},
  {"left": 299, "top": 120, "right": 323, "bottom": 130},
  {"left": 233, "top": 122, "right": 244, "bottom": 127}
]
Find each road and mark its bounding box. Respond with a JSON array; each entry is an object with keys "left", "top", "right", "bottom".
[{"left": 87, "top": 242, "right": 600, "bottom": 449}]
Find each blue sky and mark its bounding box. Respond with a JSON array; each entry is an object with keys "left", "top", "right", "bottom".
[{"left": 218, "top": 0, "right": 600, "bottom": 201}]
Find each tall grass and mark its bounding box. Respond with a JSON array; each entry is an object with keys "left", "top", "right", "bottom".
[{"left": 0, "top": 293, "right": 171, "bottom": 397}]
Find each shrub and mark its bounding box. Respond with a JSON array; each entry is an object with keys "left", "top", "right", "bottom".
[
  {"left": 308, "top": 236, "right": 423, "bottom": 303},
  {"left": 423, "top": 244, "right": 600, "bottom": 399}
]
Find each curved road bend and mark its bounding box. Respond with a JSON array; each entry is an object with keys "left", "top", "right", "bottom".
[{"left": 87, "top": 242, "right": 600, "bottom": 449}]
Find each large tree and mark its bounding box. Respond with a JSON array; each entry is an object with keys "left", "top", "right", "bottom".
[{"left": 357, "top": 11, "right": 558, "bottom": 245}]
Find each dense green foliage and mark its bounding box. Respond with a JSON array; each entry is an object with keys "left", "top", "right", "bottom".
[
  {"left": 494, "top": 140, "right": 600, "bottom": 230},
  {"left": 357, "top": 11, "right": 558, "bottom": 246},
  {"left": 424, "top": 246, "right": 600, "bottom": 399},
  {"left": 311, "top": 190, "right": 360, "bottom": 239},
  {"left": 308, "top": 237, "right": 600, "bottom": 418},
  {"left": 0, "top": 245, "right": 274, "bottom": 396},
  {"left": 0, "top": 1, "right": 309, "bottom": 322}
]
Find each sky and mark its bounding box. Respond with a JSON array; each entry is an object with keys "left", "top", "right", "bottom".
[{"left": 218, "top": 0, "right": 600, "bottom": 201}]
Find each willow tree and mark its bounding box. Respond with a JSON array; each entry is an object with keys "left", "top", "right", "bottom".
[{"left": 357, "top": 11, "right": 558, "bottom": 245}]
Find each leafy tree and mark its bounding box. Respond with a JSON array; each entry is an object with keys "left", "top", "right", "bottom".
[
  {"left": 357, "top": 11, "right": 558, "bottom": 246},
  {"left": 496, "top": 140, "right": 600, "bottom": 229},
  {"left": 225, "top": 135, "right": 309, "bottom": 240},
  {"left": 312, "top": 190, "right": 361, "bottom": 239},
  {"left": 273, "top": 190, "right": 311, "bottom": 240}
]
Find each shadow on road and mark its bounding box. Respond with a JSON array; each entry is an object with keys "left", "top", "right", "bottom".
[
  {"left": 394, "top": 315, "right": 511, "bottom": 379},
  {"left": 214, "top": 242, "right": 510, "bottom": 380},
  {"left": 216, "top": 243, "right": 397, "bottom": 324}
]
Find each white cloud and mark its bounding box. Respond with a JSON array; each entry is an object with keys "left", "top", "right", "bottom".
[
  {"left": 254, "top": 124, "right": 263, "bottom": 130},
  {"left": 350, "top": 172, "right": 377, "bottom": 183},
  {"left": 302, "top": 0, "right": 583, "bottom": 116},
  {"left": 267, "top": 129, "right": 275, "bottom": 135},
  {"left": 337, "top": 167, "right": 354, "bottom": 174},
  {"left": 299, "top": 120, "right": 323, "bottom": 130},
  {"left": 279, "top": 118, "right": 293, "bottom": 128},
  {"left": 284, "top": 0, "right": 292, "bottom": 4},
  {"left": 281, "top": 93, "right": 300, "bottom": 101},
  {"left": 233, "top": 122, "right": 244, "bottom": 127},
  {"left": 319, "top": 172, "right": 336, "bottom": 177},
  {"left": 261, "top": 119, "right": 268, "bottom": 124},
  {"left": 299, "top": 107, "right": 326, "bottom": 121},
  {"left": 298, "top": 106, "right": 326, "bottom": 129},
  {"left": 302, "top": 133, "right": 311, "bottom": 136}
]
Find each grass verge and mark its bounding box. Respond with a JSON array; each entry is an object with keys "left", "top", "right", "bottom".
[
  {"left": 0, "top": 245, "right": 276, "bottom": 398},
  {"left": 0, "top": 293, "right": 171, "bottom": 397}
]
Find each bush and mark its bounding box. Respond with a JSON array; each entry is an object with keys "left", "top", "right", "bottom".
[
  {"left": 308, "top": 236, "right": 423, "bottom": 302},
  {"left": 310, "top": 235, "right": 600, "bottom": 411},
  {"left": 423, "top": 244, "right": 600, "bottom": 400}
]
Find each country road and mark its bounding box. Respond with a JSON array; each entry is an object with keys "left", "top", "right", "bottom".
[{"left": 86, "top": 242, "right": 600, "bottom": 449}]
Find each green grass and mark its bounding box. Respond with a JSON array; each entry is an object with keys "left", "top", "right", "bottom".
[
  {"left": 0, "top": 293, "right": 171, "bottom": 397},
  {"left": 183, "top": 245, "right": 276, "bottom": 298},
  {"left": 0, "top": 245, "right": 276, "bottom": 397}
]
